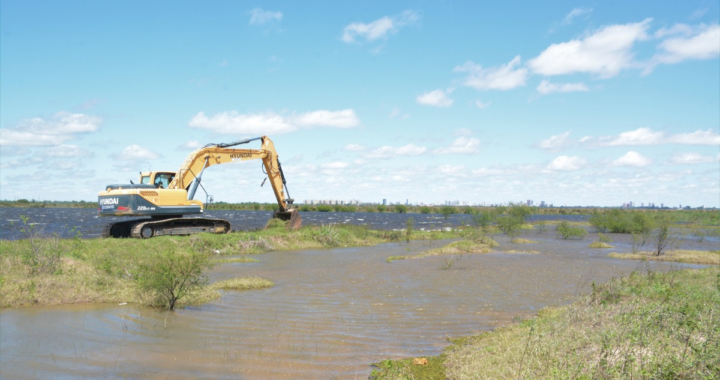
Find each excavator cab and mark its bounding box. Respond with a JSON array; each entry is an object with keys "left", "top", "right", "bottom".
[{"left": 139, "top": 172, "right": 176, "bottom": 189}]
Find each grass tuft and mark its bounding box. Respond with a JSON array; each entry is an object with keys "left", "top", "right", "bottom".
[
  {"left": 608, "top": 249, "right": 720, "bottom": 265},
  {"left": 589, "top": 242, "right": 614, "bottom": 248},
  {"left": 211, "top": 276, "right": 274, "bottom": 290}
]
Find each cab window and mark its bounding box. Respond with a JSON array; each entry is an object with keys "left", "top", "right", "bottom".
[{"left": 141, "top": 176, "right": 150, "bottom": 184}]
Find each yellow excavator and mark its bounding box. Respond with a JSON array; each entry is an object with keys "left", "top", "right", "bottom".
[{"left": 98, "top": 136, "right": 301, "bottom": 238}]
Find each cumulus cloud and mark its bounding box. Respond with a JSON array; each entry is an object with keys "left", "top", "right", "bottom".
[
  {"left": 293, "top": 109, "right": 360, "bottom": 128},
  {"left": 536, "top": 80, "right": 589, "bottom": 94},
  {"left": 188, "top": 109, "right": 360, "bottom": 135},
  {"left": 342, "top": 10, "right": 419, "bottom": 43},
  {"left": 344, "top": 143, "right": 366, "bottom": 151},
  {"left": 321, "top": 161, "right": 350, "bottom": 169},
  {"left": 537, "top": 131, "right": 573, "bottom": 151},
  {"left": 118, "top": 145, "right": 159, "bottom": 160},
  {"left": 455, "top": 56, "right": 528, "bottom": 90},
  {"left": 668, "top": 152, "right": 718, "bottom": 164},
  {"left": 0, "top": 112, "right": 102, "bottom": 146},
  {"left": 612, "top": 151, "right": 652, "bottom": 167},
  {"left": 563, "top": 7, "right": 592, "bottom": 24},
  {"left": 547, "top": 155, "right": 587, "bottom": 171},
  {"left": 434, "top": 137, "right": 480, "bottom": 154},
  {"left": 43, "top": 145, "right": 85, "bottom": 157},
  {"left": 654, "top": 24, "right": 720, "bottom": 64},
  {"left": 590, "top": 128, "right": 720, "bottom": 146},
  {"left": 248, "top": 8, "right": 282, "bottom": 25},
  {"left": 416, "top": 89, "right": 453, "bottom": 107},
  {"left": 528, "top": 19, "right": 651, "bottom": 77},
  {"left": 364, "top": 144, "right": 427, "bottom": 159}
]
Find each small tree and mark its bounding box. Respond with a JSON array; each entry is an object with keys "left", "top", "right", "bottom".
[
  {"left": 406, "top": 217, "right": 414, "bottom": 243},
  {"left": 654, "top": 214, "right": 675, "bottom": 256},
  {"left": 556, "top": 221, "right": 587, "bottom": 240},
  {"left": 472, "top": 211, "right": 496, "bottom": 233},
  {"left": 394, "top": 204, "right": 408, "bottom": 214},
  {"left": 497, "top": 215, "right": 523, "bottom": 242},
  {"left": 377, "top": 205, "right": 387, "bottom": 213},
  {"left": 137, "top": 248, "right": 213, "bottom": 310},
  {"left": 419, "top": 206, "right": 431, "bottom": 214}
]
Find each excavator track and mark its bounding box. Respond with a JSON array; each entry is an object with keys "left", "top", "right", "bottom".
[{"left": 103, "top": 218, "right": 231, "bottom": 239}]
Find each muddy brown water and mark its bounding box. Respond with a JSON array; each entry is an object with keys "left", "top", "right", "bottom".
[{"left": 1, "top": 233, "right": 714, "bottom": 379}]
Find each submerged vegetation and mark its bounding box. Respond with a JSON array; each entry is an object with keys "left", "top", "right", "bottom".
[{"left": 371, "top": 266, "right": 720, "bottom": 379}]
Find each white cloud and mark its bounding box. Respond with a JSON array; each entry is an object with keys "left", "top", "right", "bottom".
[
  {"left": 593, "top": 128, "right": 720, "bottom": 146},
  {"left": 188, "top": 109, "right": 360, "bottom": 135},
  {"left": 43, "top": 145, "right": 83, "bottom": 157},
  {"left": 667, "top": 129, "right": 720, "bottom": 145},
  {"left": 189, "top": 111, "right": 296, "bottom": 135},
  {"left": 178, "top": 140, "right": 203, "bottom": 150},
  {"left": 536, "top": 80, "right": 589, "bottom": 94},
  {"left": 475, "top": 100, "right": 491, "bottom": 109},
  {"left": 364, "top": 144, "right": 427, "bottom": 159},
  {"left": 321, "top": 161, "right": 350, "bottom": 169},
  {"left": 248, "top": 8, "right": 282, "bottom": 25},
  {"left": 600, "top": 127, "right": 665, "bottom": 146},
  {"left": 118, "top": 145, "right": 159, "bottom": 160},
  {"left": 655, "top": 24, "right": 720, "bottom": 64},
  {"left": 434, "top": 137, "right": 480, "bottom": 154},
  {"left": 416, "top": 89, "right": 453, "bottom": 107},
  {"left": 455, "top": 128, "right": 473, "bottom": 136},
  {"left": 528, "top": 19, "right": 651, "bottom": 77},
  {"left": 293, "top": 109, "right": 359, "bottom": 128},
  {"left": 563, "top": 7, "right": 592, "bottom": 24},
  {"left": 455, "top": 56, "right": 528, "bottom": 90},
  {"left": 344, "top": 143, "right": 366, "bottom": 152},
  {"left": 342, "top": 10, "right": 419, "bottom": 43},
  {"left": 668, "top": 152, "right": 717, "bottom": 164},
  {"left": 612, "top": 151, "right": 652, "bottom": 167},
  {"left": 537, "top": 131, "right": 573, "bottom": 151},
  {"left": 547, "top": 155, "right": 587, "bottom": 171},
  {"left": 0, "top": 112, "right": 102, "bottom": 146}
]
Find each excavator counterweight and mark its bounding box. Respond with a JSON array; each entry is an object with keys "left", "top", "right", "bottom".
[{"left": 98, "top": 135, "right": 301, "bottom": 238}]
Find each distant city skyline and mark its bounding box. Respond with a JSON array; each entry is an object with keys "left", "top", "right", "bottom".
[{"left": 1, "top": 1, "right": 718, "bottom": 207}]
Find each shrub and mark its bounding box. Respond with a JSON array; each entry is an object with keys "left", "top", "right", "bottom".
[
  {"left": 556, "top": 221, "right": 587, "bottom": 240},
  {"left": 377, "top": 205, "right": 387, "bottom": 213},
  {"left": 406, "top": 217, "right": 414, "bottom": 243},
  {"left": 440, "top": 206, "right": 456, "bottom": 219},
  {"left": 316, "top": 205, "right": 332, "bottom": 212},
  {"left": 394, "top": 204, "right": 408, "bottom": 214},
  {"left": 419, "top": 206, "right": 431, "bottom": 214},
  {"left": 136, "top": 248, "right": 213, "bottom": 310},
  {"left": 497, "top": 216, "right": 523, "bottom": 241}
]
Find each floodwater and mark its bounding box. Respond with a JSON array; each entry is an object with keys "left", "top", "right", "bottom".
[
  {"left": 0, "top": 207, "right": 590, "bottom": 240},
  {"left": 1, "top": 231, "right": 713, "bottom": 379}
]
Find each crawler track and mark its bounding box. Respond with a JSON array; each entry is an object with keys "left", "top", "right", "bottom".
[{"left": 103, "top": 218, "right": 231, "bottom": 239}]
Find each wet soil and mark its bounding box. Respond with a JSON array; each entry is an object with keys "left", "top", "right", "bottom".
[{"left": 1, "top": 231, "right": 714, "bottom": 379}]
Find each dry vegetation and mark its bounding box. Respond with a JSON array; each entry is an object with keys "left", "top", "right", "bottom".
[{"left": 609, "top": 250, "right": 720, "bottom": 265}]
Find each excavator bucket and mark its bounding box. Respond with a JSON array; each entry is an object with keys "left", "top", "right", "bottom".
[{"left": 273, "top": 208, "right": 302, "bottom": 230}]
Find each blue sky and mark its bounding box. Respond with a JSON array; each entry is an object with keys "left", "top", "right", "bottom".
[{"left": 1, "top": 1, "right": 719, "bottom": 207}]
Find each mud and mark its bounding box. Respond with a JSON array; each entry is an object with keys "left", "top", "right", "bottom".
[{"left": 2, "top": 231, "right": 715, "bottom": 379}]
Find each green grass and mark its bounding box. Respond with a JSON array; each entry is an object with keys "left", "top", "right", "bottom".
[
  {"left": 210, "top": 256, "right": 259, "bottom": 264},
  {"left": 370, "top": 266, "right": 720, "bottom": 379},
  {"left": 589, "top": 242, "right": 614, "bottom": 248}
]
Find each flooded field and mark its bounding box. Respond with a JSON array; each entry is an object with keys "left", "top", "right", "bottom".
[
  {"left": 1, "top": 231, "right": 712, "bottom": 379},
  {"left": 0, "top": 207, "right": 589, "bottom": 240}
]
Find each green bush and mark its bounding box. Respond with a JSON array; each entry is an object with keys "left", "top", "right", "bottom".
[
  {"left": 377, "top": 205, "right": 387, "bottom": 213},
  {"left": 406, "top": 218, "right": 414, "bottom": 243},
  {"left": 136, "top": 248, "right": 213, "bottom": 310},
  {"left": 420, "top": 206, "right": 431, "bottom": 214},
  {"left": 316, "top": 205, "right": 332, "bottom": 212},
  {"left": 590, "top": 209, "right": 655, "bottom": 234},
  {"left": 556, "top": 221, "right": 587, "bottom": 240},
  {"left": 440, "top": 206, "right": 456, "bottom": 219},
  {"left": 394, "top": 204, "right": 408, "bottom": 213},
  {"left": 497, "top": 215, "right": 523, "bottom": 241}
]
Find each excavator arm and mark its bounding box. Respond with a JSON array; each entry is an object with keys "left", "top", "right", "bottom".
[{"left": 168, "top": 136, "right": 301, "bottom": 228}]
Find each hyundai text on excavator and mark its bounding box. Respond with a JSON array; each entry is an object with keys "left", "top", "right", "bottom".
[{"left": 98, "top": 136, "right": 301, "bottom": 238}]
